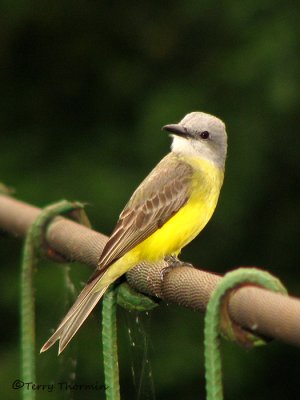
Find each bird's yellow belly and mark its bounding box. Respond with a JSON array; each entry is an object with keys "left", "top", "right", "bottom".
[{"left": 134, "top": 160, "right": 224, "bottom": 261}]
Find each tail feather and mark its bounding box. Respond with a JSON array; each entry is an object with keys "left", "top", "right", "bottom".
[
  {"left": 40, "top": 270, "right": 109, "bottom": 354},
  {"left": 49, "top": 269, "right": 103, "bottom": 332},
  {"left": 58, "top": 287, "right": 108, "bottom": 354}
]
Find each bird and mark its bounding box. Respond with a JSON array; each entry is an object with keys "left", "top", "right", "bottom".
[{"left": 41, "top": 111, "right": 227, "bottom": 354}]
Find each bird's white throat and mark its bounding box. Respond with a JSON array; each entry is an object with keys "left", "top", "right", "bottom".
[{"left": 171, "top": 135, "right": 226, "bottom": 169}]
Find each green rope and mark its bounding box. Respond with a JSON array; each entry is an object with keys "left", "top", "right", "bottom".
[
  {"left": 204, "top": 267, "right": 287, "bottom": 400},
  {"left": 102, "top": 280, "right": 158, "bottom": 399},
  {"left": 21, "top": 228, "right": 37, "bottom": 400},
  {"left": 20, "top": 200, "right": 85, "bottom": 400},
  {"left": 116, "top": 282, "right": 159, "bottom": 311},
  {"left": 102, "top": 287, "right": 120, "bottom": 400}
]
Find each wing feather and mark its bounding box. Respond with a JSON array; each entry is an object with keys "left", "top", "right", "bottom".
[{"left": 98, "top": 153, "right": 194, "bottom": 269}]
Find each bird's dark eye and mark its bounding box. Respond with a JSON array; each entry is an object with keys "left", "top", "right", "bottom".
[{"left": 200, "top": 131, "right": 210, "bottom": 139}]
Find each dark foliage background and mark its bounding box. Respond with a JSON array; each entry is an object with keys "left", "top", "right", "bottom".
[{"left": 1, "top": 1, "right": 299, "bottom": 399}]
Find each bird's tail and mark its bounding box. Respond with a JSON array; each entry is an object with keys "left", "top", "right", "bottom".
[{"left": 40, "top": 268, "right": 110, "bottom": 354}]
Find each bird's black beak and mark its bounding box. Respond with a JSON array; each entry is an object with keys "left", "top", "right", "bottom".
[{"left": 162, "top": 124, "right": 191, "bottom": 138}]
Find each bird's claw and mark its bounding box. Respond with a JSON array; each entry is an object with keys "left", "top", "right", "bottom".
[{"left": 160, "top": 255, "right": 194, "bottom": 281}]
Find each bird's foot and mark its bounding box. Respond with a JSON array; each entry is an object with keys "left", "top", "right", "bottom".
[{"left": 160, "top": 255, "right": 194, "bottom": 281}]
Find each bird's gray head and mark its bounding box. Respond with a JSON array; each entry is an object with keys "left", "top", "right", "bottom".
[{"left": 163, "top": 112, "right": 227, "bottom": 168}]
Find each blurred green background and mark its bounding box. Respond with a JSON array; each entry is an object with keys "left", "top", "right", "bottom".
[{"left": 1, "top": 1, "right": 299, "bottom": 399}]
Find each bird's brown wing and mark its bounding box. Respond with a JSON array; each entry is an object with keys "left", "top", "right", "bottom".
[{"left": 97, "top": 153, "right": 194, "bottom": 270}]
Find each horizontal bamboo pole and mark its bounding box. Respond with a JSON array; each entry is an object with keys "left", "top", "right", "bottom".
[{"left": 1, "top": 194, "right": 300, "bottom": 347}]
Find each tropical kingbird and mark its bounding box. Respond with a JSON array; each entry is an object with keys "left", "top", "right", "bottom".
[{"left": 41, "top": 111, "right": 227, "bottom": 354}]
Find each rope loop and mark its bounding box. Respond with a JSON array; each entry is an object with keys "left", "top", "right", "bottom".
[
  {"left": 30, "top": 200, "right": 88, "bottom": 262},
  {"left": 102, "top": 281, "right": 159, "bottom": 400},
  {"left": 116, "top": 282, "right": 159, "bottom": 311},
  {"left": 204, "top": 267, "right": 287, "bottom": 400},
  {"left": 20, "top": 199, "right": 89, "bottom": 400}
]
